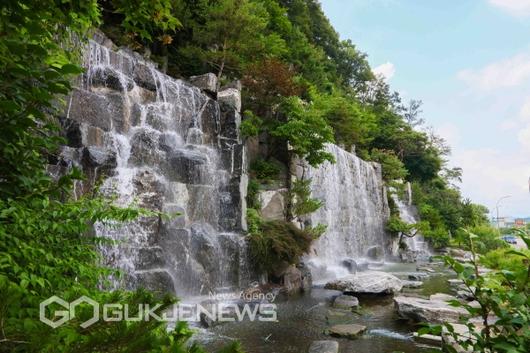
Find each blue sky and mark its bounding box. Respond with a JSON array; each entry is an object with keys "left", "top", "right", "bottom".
[{"left": 321, "top": 0, "right": 530, "bottom": 217}]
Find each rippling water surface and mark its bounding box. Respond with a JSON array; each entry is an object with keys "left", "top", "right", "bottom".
[{"left": 195, "top": 263, "right": 451, "bottom": 353}]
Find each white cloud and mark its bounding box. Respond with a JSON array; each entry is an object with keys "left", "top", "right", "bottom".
[
  {"left": 519, "top": 96, "right": 530, "bottom": 121},
  {"left": 489, "top": 0, "right": 530, "bottom": 17},
  {"left": 457, "top": 53, "right": 530, "bottom": 91},
  {"left": 373, "top": 62, "right": 395, "bottom": 80},
  {"left": 515, "top": 96, "right": 530, "bottom": 151},
  {"left": 453, "top": 147, "right": 530, "bottom": 216}
]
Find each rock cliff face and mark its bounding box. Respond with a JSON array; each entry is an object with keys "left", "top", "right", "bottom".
[
  {"left": 54, "top": 33, "right": 399, "bottom": 295},
  {"left": 57, "top": 33, "right": 251, "bottom": 296},
  {"left": 298, "top": 144, "right": 391, "bottom": 280}
]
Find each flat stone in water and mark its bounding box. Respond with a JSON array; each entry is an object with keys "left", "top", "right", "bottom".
[
  {"left": 327, "top": 324, "right": 367, "bottom": 339},
  {"left": 333, "top": 295, "right": 359, "bottom": 309},
  {"left": 325, "top": 271, "right": 403, "bottom": 294},
  {"left": 308, "top": 340, "right": 339, "bottom": 353},
  {"left": 402, "top": 280, "right": 423, "bottom": 289}
]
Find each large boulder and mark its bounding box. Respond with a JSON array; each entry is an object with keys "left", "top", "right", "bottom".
[
  {"left": 324, "top": 271, "right": 403, "bottom": 294},
  {"left": 394, "top": 295, "right": 468, "bottom": 324},
  {"left": 308, "top": 340, "right": 339, "bottom": 353}
]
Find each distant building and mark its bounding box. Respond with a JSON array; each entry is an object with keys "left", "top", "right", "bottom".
[
  {"left": 492, "top": 216, "right": 513, "bottom": 228},
  {"left": 514, "top": 218, "right": 526, "bottom": 228},
  {"left": 492, "top": 216, "right": 529, "bottom": 229}
]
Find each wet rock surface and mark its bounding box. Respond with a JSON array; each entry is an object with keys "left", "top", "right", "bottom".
[
  {"left": 325, "top": 271, "right": 403, "bottom": 294},
  {"left": 394, "top": 295, "right": 468, "bottom": 324},
  {"left": 308, "top": 340, "right": 339, "bottom": 353},
  {"left": 60, "top": 35, "right": 251, "bottom": 295}
]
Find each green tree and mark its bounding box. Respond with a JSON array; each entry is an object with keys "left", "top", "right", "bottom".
[
  {"left": 370, "top": 149, "right": 408, "bottom": 181},
  {"left": 179, "top": 0, "right": 286, "bottom": 80},
  {"left": 273, "top": 96, "right": 335, "bottom": 166}
]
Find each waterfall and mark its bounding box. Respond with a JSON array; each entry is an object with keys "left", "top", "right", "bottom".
[
  {"left": 61, "top": 34, "right": 251, "bottom": 296},
  {"left": 390, "top": 185, "right": 432, "bottom": 261},
  {"left": 298, "top": 144, "right": 390, "bottom": 281}
]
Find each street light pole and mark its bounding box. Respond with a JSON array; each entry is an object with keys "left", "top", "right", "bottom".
[{"left": 495, "top": 195, "right": 511, "bottom": 230}]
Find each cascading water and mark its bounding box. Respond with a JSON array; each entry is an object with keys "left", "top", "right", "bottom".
[
  {"left": 60, "top": 33, "right": 251, "bottom": 296},
  {"left": 298, "top": 144, "right": 390, "bottom": 281},
  {"left": 390, "top": 184, "right": 432, "bottom": 261}
]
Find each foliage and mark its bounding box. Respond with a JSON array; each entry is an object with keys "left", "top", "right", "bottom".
[
  {"left": 249, "top": 158, "right": 281, "bottom": 183},
  {"left": 460, "top": 199, "right": 489, "bottom": 227},
  {"left": 108, "top": 0, "right": 181, "bottom": 45},
  {"left": 287, "top": 179, "right": 322, "bottom": 220},
  {"left": 274, "top": 96, "right": 335, "bottom": 166},
  {"left": 247, "top": 219, "right": 315, "bottom": 273},
  {"left": 370, "top": 148, "right": 408, "bottom": 181},
  {"left": 246, "top": 208, "right": 262, "bottom": 235},
  {"left": 411, "top": 180, "right": 490, "bottom": 249},
  {"left": 177, "top": 0, "right": 285, "bottom": 79},
  {"left": 0, "top": 0, "right": 99, "bottom": 199},
  {"left": 420, "top": 229, "right": 530, "bottom": 353},
  {"left": 240, "top": 110, "right": 263, "bottom": 138},
  {"left": 481, "top": 247, "right": 530, "bottom": 272},
  {"left": 242, "top": 58, "right": 302, "bottom": 119},
  {"left": 310, "top": 90, "right": 376, "bottom": 151},
  {"left": 246, "top": 178, "right": 262, "bottom": 210},
  {"left": 386, "top": 215, "right": 429, "bottom": 249},
  {"left": 454, "top": 225, "right": 507, "bottom": 254}
]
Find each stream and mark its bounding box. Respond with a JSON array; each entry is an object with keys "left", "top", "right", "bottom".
[{"left": 192, "top": 262, "right": 452, "bottom": 353}]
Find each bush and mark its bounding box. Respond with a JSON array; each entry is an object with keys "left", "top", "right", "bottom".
[
  {"left": 247, "top": 218, "right": 316, "bottom": 273},
  {"left": 423, "top": 226, "right": 450, "bottom": 249},
  {"left": 455, "top": 225, "right": 507, "bottom": 254},
  {"left": 421, "top": 229, "right": 530, "bottom": 352},
  {"left": 249, "top": 158, "right": 281, "bottom": 183},
  {"left": 480, "top": 248, "right": 530, "bottom": 271},
  {"left": 240, "top": 110, "right": 263, "bottom": 138},
  {"left": 246, "top": 178, "right": 261, "bottom": 210}
]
